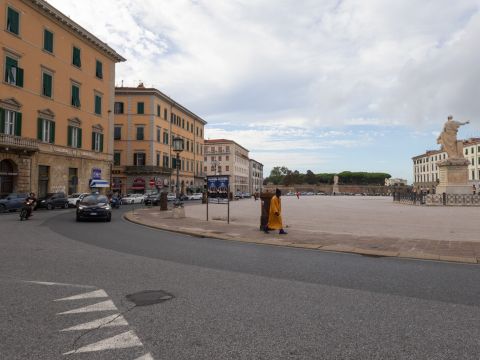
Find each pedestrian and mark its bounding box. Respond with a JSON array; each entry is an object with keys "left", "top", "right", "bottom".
[
  {"left": 296, "top": 191, "right": 300, "bottom": 199},
  {"left": 265, "top": 188, "right": 287, "bottom": 235},
  {"left": 473, "top": 184, "right": 476, "bottom": 195}
]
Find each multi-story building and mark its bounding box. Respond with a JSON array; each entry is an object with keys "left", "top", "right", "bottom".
[
  {"left": 113, "top": 84, "right": 206, "bottom": 195},
  {"left": 204, "top": 139, "right": 250, "bottom": 193},
  {"left": 249, "top": 159, "right": 263, "bottom": 194},
  {"left": 412, "top": 138, "right": 480, "bottom": 191},
  {"left": 385, "top": 178, "right": 408, "bottom": 187},
  {"left": 0, "top": 0, "right": 124, "bottom": 197}
]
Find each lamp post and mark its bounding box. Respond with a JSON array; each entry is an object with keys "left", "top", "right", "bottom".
[{"left": 172, "top": 137, "right": 184, "bottom": 205}]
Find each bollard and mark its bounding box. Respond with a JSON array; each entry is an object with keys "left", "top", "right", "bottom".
[{"left": 160, "top": 192, "right": 168, "bottom": 211}]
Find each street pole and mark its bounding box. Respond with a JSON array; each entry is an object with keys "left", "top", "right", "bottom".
[{"left": 176, "top": 152, "right": 180, "bottom": 201}]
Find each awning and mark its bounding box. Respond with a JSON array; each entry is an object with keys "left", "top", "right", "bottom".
[
  {"left": 130, "top": 185, "right": 145, "bottom": 190},
  {"left": 90, "top": 179, "right": 110, "bottom": 188}
]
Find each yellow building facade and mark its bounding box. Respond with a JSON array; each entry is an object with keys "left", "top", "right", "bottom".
[
  {"left": 0, "top": 0, "right": 124, "bottom": 197},
  {"left": 113, "top": 85, "right": 206, "bottom": 195}
]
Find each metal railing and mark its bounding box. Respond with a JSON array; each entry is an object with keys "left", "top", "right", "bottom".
[
  {"left": 392, "top": 191, "right": 426, "bottom": 205},
  {"left": 0, "top": 133, "right": 39, "bottom": 151}
]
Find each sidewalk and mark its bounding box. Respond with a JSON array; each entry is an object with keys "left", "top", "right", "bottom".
[{"left": 124, "top": 206, "right": 480, "bottom": 264}]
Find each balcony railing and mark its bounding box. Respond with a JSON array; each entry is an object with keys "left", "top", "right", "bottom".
[
  {"left": 0, "top": 134, "right": 39, "bottom": 151},
  {"left": 125, "top": 165, "right": 172, "bottom": 175}
]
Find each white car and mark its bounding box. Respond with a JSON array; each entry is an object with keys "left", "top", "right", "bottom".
[
  {"left": 67, "top": 193, "right": 89, "bottom": 207},
  {"left": 188, "top": 193, "right": 203, "bottom": 200},
  {"left": 167, "top": 193, "right": 176, "bottom": 201},
  {"left": 121, "top": 193, "right": 144, "bottom": 204}
]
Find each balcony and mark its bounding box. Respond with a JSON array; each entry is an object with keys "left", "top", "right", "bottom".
[
  {"left": 125, "top": 165, "right": 172, "bottom": 175},
  {"left": 0, "top": 134, "right": 39, "bottom": 153}
]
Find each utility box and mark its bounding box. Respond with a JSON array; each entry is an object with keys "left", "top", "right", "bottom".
[
  {"left": 260, "top": 192, "right": 274, "bottom": 231},
  {"left": 160, "top": 192, "right": 168, "bottom": 211}
]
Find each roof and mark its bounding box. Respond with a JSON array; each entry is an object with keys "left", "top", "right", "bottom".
[
  {"left": 249, "top": 158, "right": 263, "bottom": 166},
  {"left": 115, "top": 87, "right": 207, "bottom": 125},
  {"left": 205, "top": 139, "right": 249, "bottom": 153},
  {"left": 24, "top": 0, "right": 126, "bottom": 62},
  {"left": 412, "top": 150, "right": 444, "bottom": 160}
]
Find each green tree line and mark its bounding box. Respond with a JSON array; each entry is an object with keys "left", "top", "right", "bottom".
[{"left": 264, "top": 167, "right": 391, "bottom": 186}]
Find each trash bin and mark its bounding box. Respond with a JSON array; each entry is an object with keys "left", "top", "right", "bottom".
[
  {"left": 160, "top": 192, "right": 168, "bottom": 211},
  {"left": 260, "top": 192, "right": 274, "bottom": 231}
]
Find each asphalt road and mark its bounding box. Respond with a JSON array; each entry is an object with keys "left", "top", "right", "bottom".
[{"left": 1, "top": 206, "right": 479, "bottom": 359}]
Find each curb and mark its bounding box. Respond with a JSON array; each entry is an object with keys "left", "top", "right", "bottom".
[{"left": 123, "top": 213, "right": 479, "bottom": 265}]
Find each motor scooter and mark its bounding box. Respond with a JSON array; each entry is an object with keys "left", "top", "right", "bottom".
[
  {"left": 20, "top": 199, "right": 35, "bottom": 221},
  {"left": 110, "top": 197, "right": 121, "bottom": 209}
]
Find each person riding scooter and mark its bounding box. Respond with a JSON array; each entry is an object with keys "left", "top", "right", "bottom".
[{"left": 21, "top": 192, "right": 37, "bottom": 220}]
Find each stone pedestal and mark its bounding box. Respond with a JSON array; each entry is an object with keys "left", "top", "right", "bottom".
[
  {"left": 172, "top": 206, "right": 186, "bottom": 219},
  {"left": 436, "top": 159, "right": 471, "bottom": 194},
  {"left": 332, "top": 184, "right": 340, "bottom": 194}
]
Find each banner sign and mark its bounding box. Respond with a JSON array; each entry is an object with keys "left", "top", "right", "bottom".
[
  {"left": 207, "top": 176, "right": 229, "bottom": 204},
  {"left": 92, "top": 168, "right": 102, "bottom": 180}
]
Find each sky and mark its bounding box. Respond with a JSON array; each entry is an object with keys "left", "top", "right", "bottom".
[{"left": 48, "top": 0, "right": 480, "bottom": 182}]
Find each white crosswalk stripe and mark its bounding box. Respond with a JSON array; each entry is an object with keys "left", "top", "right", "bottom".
[
  {"left": 63, "top": 330, "right": 143, "bottom": 355},
  {"left": 57, "top": 300, "right": 117, "bottom": 315},
  {"left": 60, "top": 314, "right": 128, "bottom": 331},
  {"left": 55, "top": 289, "right": 108, "bottom": 301}
]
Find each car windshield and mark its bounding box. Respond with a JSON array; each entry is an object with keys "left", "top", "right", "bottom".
[
  {"left": 80, "top": 195, "right": 108, "bottom": 205},
  {"left": 68, "top": 193, "right": 80, "bottom": 198}
]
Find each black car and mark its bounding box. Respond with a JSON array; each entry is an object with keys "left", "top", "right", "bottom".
[
  {"left": 76, "top": 194, "right": 112, "bottom": 222},
  {"left": 37, "top": 192, "right": 69, "bottom": 210}
]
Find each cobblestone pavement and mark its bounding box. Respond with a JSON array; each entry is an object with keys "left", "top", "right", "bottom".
[{"left": 125, "top": 196, "right": 480, "bottom": 264}]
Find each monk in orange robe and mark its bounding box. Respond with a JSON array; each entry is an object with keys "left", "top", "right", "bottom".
[{"left": 265, "top": 189, "right": 287, "bottom": 234}]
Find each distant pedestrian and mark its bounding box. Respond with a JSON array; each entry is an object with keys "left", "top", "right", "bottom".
[
  {"left": 265, "top": 188, "right": 287, "bottom": 235},
  {"left": 296, "top": 191, "right": 300, "bottom": 199},
  {"left": 473, "top": 184, "right": 476, "bottom": 195}
]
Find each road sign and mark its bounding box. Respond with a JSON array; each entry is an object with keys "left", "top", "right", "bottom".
[{"left": 149, "top": 179, "right": 155, "bottom": 187}]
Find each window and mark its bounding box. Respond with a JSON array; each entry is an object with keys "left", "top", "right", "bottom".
[
  {"left": 133, "top": 153, "right": 145, "bottom": 166},
  {"left": 163, "top": 155, "right": 169, "bottom": 168},
  {"left": 182, "top": 118, "right": 185, "bottom": 128},
  {"left": 136, "top": 127, "right": 144, "bottom": 140},
  {"left": 71, "top": 84, "right": 81, "bottom": 107},
  {"left": 68, "top": 168, "right": 78, "bottom": 195},
  {"left": 67, "top": 126, "right": 82, "bottom": 148},
  {"left": 157, "top": 105, "right": 161, "bottom": 117},
  {"left": 156, "top": 153, "right": 161, "bottom": 166},
  {"left": 4, "top": 56, "right": 23, "bottom": 87},
  {"left": 226, "top": 155, "right": 229, "bottom": 161},
  {"left": 226, "top": 166, "right": 229, "bottom": 171},
  {"left": 163, "top": 131, "right": 169, "bottom": 145},
  {"left": 43, "top": 29, "right": 54, "bottom": 53},
  {"left": 114, "top": 102, "right": 124, "bottom": 114},
  {"left": 164, "top": 108, "right": 167, "bottom": 120},
  {"left": 37, "top": 118, "right": 55, "bottom": 143},
  {"left": 72, "top": 47, "right": 81, "bottom": 67},
  {"left": 137, "top": 102, "right": 144, "bottom": 114},
  {"left": 42, "top": 72, "right": 52, "bottom": 98},
  {"left": 95, "top": 60, "right": 103, "bottom": 79},
  {"left": 94, "top": 94, "right": 102, "bottom": 115},
  {"left": 218, "top": 156, "right": 222, "bottom": 161},
  {"left": 0, "top": 109, "right": 21, "bottom": 136},
  {"left": 6, "top": 7, "right": 19, "bottom": 35},
  {"left": 91, "top": 132, "right": 104, "bottom": 152},
  {"left": 156, "top": 127, "right": 161, "bottom": 142},
  {"left": 204, "top": 166, "right": 207, "bottom": 172},
  {"left": 114, "top": 126, "right": 121, "bottom": 140},
  {"left": 114, "top": 152, "right": 121, "bottom": 166}
]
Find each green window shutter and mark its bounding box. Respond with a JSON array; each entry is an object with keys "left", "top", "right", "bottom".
[
  {"left": 44, "top": 30, "right": 54, "bottom": 52},
  {"left": 96, "top": 61, "right": 103, "bottom": 79},
  {"left": 95, "top": 95, "right": 101, "bottom": 114},
  {"left": 15, "top": 112, "right": 22, "bottom": 136},
  {"left": 7, "top": 8, "right": 19, "bottom": 35},
  {"left": 0, "top": 108, "right": 5, "bottom": 133},
  {"left": 137, "top": 102, "right": 144, "bottom": 114},
  {"left": 91, "top": 132, "right": 96, "bottom": 151},
  {"left": 16, "top": 67, "right": 24, "bottom": 87},
  {"left": 100, "top": 134, "right": 104, "bottom": 152},
  {"left": 49, "top": 121, "right": 55, "bottom": 144},
  {"left": 5, "top": 57, "right": 18, "bottom": 83},
  {"left": 37, "top": 118, "right": 43, "bottom": 140},
  {"left": 43, "top": 73, "right": 52, "bottom": 97},
  {"left": 67, "top": 126, "right": 72, "bottom": 147},
  {"left": 72, "top": 85, "right": 80, "bottom": 107},
  {"left": 73, "top": 47, "right": 81, "bottom": 67},
  {"left": 78, "top": 128, "right": 82, "bottom": 148}
]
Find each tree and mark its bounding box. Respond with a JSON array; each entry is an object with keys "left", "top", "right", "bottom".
[{"left": 305, "top": 170, "right": 316, "bottom": 185}]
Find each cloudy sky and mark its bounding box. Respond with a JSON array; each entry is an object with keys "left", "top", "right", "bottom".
[{"left": 49, "top": 0, "right": 480, "bottom": 181}]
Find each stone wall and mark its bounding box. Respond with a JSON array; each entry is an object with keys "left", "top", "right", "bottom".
[
  {"left": 0, "top": 151, "right": 33, "bottom": 193},
  {"left": 263, "top": 184, "right": 390, "bottom": 195}
]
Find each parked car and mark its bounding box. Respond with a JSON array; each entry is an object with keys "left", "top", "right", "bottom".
[
  {"left": 0, "top": 193, "right": 29, "bottom": 212},
  {"left": 167, "top": 193, "right": 176, "bottom": 201},
  {"left": 121, "top": 193, "right": 144, "bottom": 204},
  {"left": 76, "top": 194, "right": 112, "bottom": 222},
  {"left": 144, "top": 192, "right": 161, "bottom": 206},
  {"left": 187, "top": 193, "right": 203, "bottom": 200},
  {"left": 37, "top": 193, "right": 69, "bottom": 210},
  {"left": 67, "top": 193, "right": 89, "bottom": 207}
]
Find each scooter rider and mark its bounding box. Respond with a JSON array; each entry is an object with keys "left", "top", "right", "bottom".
[{"left": 24, "top": 192, "right": 37, "bottom": 218}]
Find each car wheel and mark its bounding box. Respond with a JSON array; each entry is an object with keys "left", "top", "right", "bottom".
[
  {"left": 64, "top": 202, "right": 69, "bottom": 209},
  {"left": 0, "top": 204, "right": 6, "bottom": 213},
  {"left": 107, "top": 214, "right": 111, "bottom": 222},
  {"left": 47, "top": 203, "right": 53, "bottom": 210}
]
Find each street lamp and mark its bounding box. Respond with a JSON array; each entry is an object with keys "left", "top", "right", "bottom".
[{"left": 172, "top": 137, "right": 184, "bottom": 205}]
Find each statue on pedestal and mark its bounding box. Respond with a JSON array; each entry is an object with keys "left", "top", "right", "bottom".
[{"left": 436, "top": 115, "right": 469, "bottom": 159}]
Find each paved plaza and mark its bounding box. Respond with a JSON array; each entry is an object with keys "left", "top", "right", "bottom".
[{"left": 126, "top": 196, "right": 480, "bottom": 264}]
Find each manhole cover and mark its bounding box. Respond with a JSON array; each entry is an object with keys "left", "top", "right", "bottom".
[{"left": 126, "top": 290, "right": 174, "bottom": 306}]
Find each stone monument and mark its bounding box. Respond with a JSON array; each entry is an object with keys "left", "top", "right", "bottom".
[
  {"left": 435, "top": 115, "right": 470, "bottom": 194},
  {"left": 332, "top": 175, "right": 340, "bottom": 194}
]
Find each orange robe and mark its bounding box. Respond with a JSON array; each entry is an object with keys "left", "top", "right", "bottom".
[{"left": 268, "top": 195, "right": 283, "bottom": 230}]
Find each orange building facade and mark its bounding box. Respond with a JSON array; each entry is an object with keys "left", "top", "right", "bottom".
[
  {"left": 0, "top": 0, "right": 124, "bottom": 197},
  {"left": 113, "top": 85, "right": 206, "bottom": 195}
]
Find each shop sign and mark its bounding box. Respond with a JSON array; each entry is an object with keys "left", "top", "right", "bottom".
[{"left": 92, "top": 168, "right": 102, "bottom": 180}]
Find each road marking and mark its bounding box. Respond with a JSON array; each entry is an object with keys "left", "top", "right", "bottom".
[
  {"left": 135, "top": 353, "right": 154, "bottom": 360},
  {"left": 54, "top": 289, "right": 108, "bottom": 301},
  {"left": 57, "top": 300, "right": 117, "bottom": 315},
  {"left": 60, "top": 314, "right": 128, "bottom": 331},
  {"left": 63, "top": 330, "right": 143, "bottom": 355},
  {"left": 24, "top": 281, "right": 96, "bottom": 289}
]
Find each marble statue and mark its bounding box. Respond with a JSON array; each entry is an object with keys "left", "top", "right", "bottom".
[
  {"left": 334, "top": 175, "right": 339, "bottom": 185},
  {"left": 437, "top": 116, "right": 469, "bottom": 159}
]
